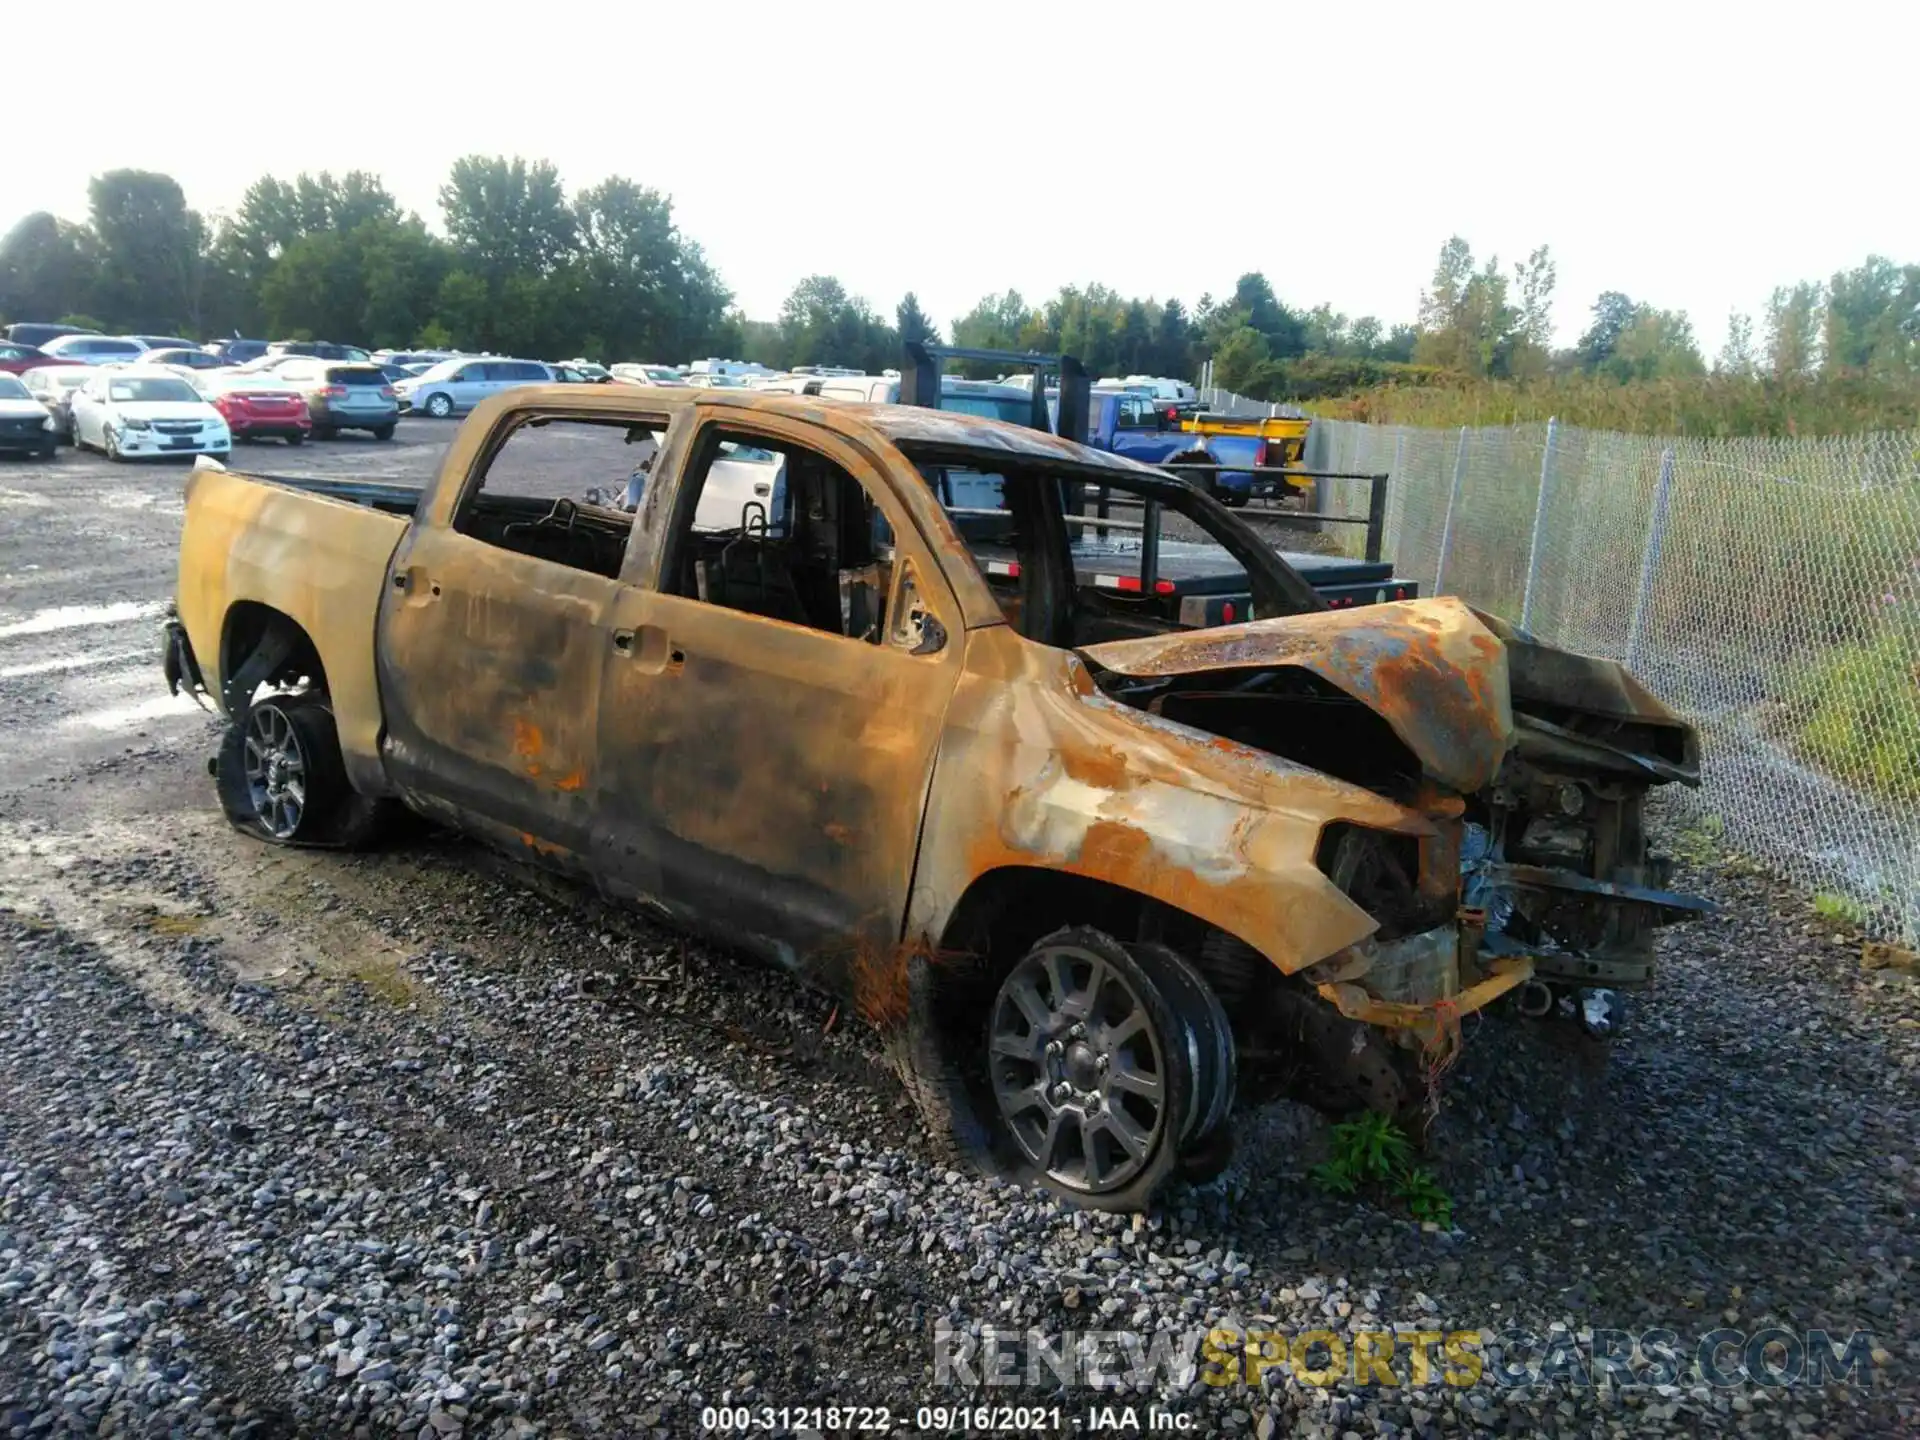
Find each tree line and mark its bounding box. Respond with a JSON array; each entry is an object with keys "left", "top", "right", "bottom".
[
  {"left": 0, "top": 162, "right": 737, "bottom": 364},
  {"left": 2, "top": 163, "right": 1913, "bottom": 423}
]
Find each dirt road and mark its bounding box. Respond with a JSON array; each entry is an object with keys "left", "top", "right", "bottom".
[{"left": 0, "top": 429, "right": 1914, "bottom": 1437}]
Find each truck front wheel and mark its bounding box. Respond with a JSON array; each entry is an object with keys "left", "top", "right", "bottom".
[{"left": 984, "top": 928, "right": 1231, "bottom": 1210}]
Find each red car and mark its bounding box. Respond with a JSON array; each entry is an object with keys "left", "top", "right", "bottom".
[
  {"left": 203, "top": 376, "right": 313, "bottom": 444},
  {"left": 0, "top": 341, "right": 84, "bottom": 376}
]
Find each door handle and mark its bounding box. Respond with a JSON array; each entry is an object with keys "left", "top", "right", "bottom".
[{"left": 619, "top": 626, "right": 685, "bottom": 673}]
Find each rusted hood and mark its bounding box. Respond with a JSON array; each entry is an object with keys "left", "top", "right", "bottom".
[{"left": 1078, "top": 597, "right": 1515, "bottom": 793}]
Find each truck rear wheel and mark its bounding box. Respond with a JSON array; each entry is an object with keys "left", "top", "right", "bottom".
[{"left": 217, "top": 696, "right": 347, "bottom": 843}]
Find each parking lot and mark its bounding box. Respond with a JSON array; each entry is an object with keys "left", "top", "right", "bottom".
[{"left": 1, "top": 421, "right": 1917, "bottom": 1436}]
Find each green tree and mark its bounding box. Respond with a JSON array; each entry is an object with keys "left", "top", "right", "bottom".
[
  {"left": 440, "top": 156, "right": 576, "bottom": 286},
  {"left": 1229, "top": 272, "right": 1304, "bottom": 357},
  {"left": 1152, "top": 298, "right": 1193, "bottom": 377},
  {"left": 951, "top": 290, "right": 1032, "bottom": 372},
  {"left": 777, "top": 275, "right": 896, "bottom": 372},
  {"left": 1211, "top": 325, "right": 1272, "bottom": 393},
  {"left": 1608, "top": 307, "right": 1705, "bottom": 380},
  {"left": 1509, "top": 245, "right": 1556, "bottom": 378},
  {"left": 0, "top": 213, "right": 98, "bottom": 323},
  {"left": 570, "top": 177, "right": 731, "bottom": 362},
  {"left": 1577, "top": 291, "right": 1640, "bottom": 371},
  {"left": 87, "top": 170, "right": 210, "bottom": 333},
  {"left": 257, "top": 216, "right": 452, "bottom": 348},
  {"left": 1717, "top": 312, "right": 1758, "bottom": 376},
  {"left": 1823, "top": 256, "right": 1919, "bottom": 376},
  {"left": 1766, "top": 282, "right": 1823, "bottom": 380},
  {"left": 1416, "top": 239, "right": 1521, "bottom": 376},
  {"left": 895, "top": 292, "right": 940, "bottom": 348}
]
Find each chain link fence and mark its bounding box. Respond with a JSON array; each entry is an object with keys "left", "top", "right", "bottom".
[{"left": 1259, "top": 408, "right": 1920, "bottom": 945}]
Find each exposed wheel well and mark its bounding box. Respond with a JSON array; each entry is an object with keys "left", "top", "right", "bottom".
[{"left": 220, "top": 602, "right": 329, "bottom": 706}]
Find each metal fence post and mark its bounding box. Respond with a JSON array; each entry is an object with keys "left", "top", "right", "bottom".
[
  {"left": 1433, "top": 426, "right": 1470, "bottom": 596},
  {"left": 1626, "top": 448, "right": 1676, "bottom": 672},
  {"left": 1519, "top": 416, "right": 1558, "bottom": 631}
]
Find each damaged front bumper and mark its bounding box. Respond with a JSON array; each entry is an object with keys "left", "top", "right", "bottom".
[{"left": 1304, "top": 923, "right": 1533, "bottom": 1046}]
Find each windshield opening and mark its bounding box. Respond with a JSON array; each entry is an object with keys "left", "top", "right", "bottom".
[
  {"left": 108, "top": 377, "right": 199, "bottom": 404},
  {"left": 0, "top": 376, "right": 31, "bottom": 401},
  {"left": 939, "top": 395, "right": 1030, "bottom": 425}
]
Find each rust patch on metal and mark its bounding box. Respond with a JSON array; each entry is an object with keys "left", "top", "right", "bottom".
[
  {"left": 847, "top": 933, "right": 966, "bottom": 1032},
  {"left": 553, "top": 769, "right": 586, "bottom": 792},
  {"left": 518, "top": 831, "right": 567, "bottom": 859}
]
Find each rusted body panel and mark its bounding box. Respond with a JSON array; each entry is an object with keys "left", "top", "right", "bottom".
[
  {"left": 903, "top": 624, "right": 1435, "bottom": 976},
  {"left": 174, "top": 464, "right": 408, "bottom": 793},
  {"left": 1079, "top": 598, "right": 1515, "bottom": 795}
]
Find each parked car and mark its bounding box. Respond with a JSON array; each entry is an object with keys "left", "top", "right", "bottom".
[
  {"left": 20, "top": 365, "right": 92, "bottom": 443},
  {"left": 69, "top": 367, "right": 230, "bottom": 461},
  {"left": 142, "top": 347, "right": 230, "bottom": 372},
  {"left": 39, "top": 334, "right": 148, "bottom": 366},
  {"left": 126, "top": 334, "right": 201, "bottom": 353},
  {"left": 265, "top": 340, "right": 372, "bottom": 362},
  {"left": 5, "top": 322, "right": 98, "bottom": 349},
  {"left": 365, "top": 363, "right": 415, "bottom": 386},
  {"left": 0, "top": 340, "right": 82, "bottom": 376},
  {"left": 372, "top": 350, "right": 457, "bottom": 369},
  {"left": 233, "top": 354, "right": 309, "bottom": 375},
  {"left": 205, "top": 338, "right": 270, "bottom": 365},
  {"left": 193, "top": 373, "right": 312, "bottom": 446},
  {"left": 0, "top": 373, "right": 58, "bottom": 458},
  {"left": 392, "top": 357, "right": 551, "bottom": 418},
  {"left": 552, "top": 363, "right": 613, "bottom": 384},
  {"left": 265, "top": 360, "right": 398, "bottom": 438},
  {"left": 609, "top": 363, "right": 684, "bottom": 386},
  {"left": 558, "top": 359, "right": 612, "bottom": 381}
]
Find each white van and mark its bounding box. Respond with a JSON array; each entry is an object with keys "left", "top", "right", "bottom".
[{"left": 1098, "top": 374, "right": 1198, "bottom": 407}]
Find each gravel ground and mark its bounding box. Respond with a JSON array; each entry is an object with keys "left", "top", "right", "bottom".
[{"left": 0, "top": 430, "right": 1916, "bottom": 1438}]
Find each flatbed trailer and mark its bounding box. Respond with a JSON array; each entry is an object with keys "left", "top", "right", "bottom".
[{"left": 904, "top": 342, "right": 1418, "bottom": 624}]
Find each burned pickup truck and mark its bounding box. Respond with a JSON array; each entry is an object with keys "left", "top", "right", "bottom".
[{"left": 164, "top": 386, "right": 1703, "bottom": 1209}]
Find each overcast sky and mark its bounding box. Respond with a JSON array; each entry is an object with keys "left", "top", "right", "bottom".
[{"left": 10, "top": 1, "right": 1913, "bottom": 354}]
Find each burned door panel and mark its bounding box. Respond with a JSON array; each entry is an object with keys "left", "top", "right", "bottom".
[
  {"left": 590, "top": 409, "right": 968, "bottom": 983},
  {"left": 591, "top": 589, "right": 961, "bottom": 980},
  {"left": 376, "top": 526, "right": 619, "bottom": 862}
]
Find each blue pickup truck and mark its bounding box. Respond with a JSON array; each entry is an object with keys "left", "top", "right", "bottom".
[{"left": 1062, "top": 391, "right": 1266, "bottom": 503}]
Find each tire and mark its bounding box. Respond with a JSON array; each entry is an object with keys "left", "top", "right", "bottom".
[
  {"left": 36, "top": 444, "right": 55, "bottom": 461},
  {"left": 103, "top": 428, "right": 124, "bottom": 462},
  {"left": 1129, "top": 940, "right": 1237, "bottom": 1150},
  {"left": 1176, "top": 1124, "right": 1237, "bottom": 1184},
  {"left": 424, "top": 392, "right": 453, "bottom": 419},
  {"left": 285, "top": 432, "right": 305, "bottom": 446},
  {"left": 216, "top": 695, "right": 350, "bottom": 844},
  {"left": 312, "top": 424, "right": 337, "bottom": 441},
  {"left": 984, "top": 927, "right": 1194, "bottom": 1211},
  {"left": 371, "top": 424, "right": 395, "bottom": 441}
]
